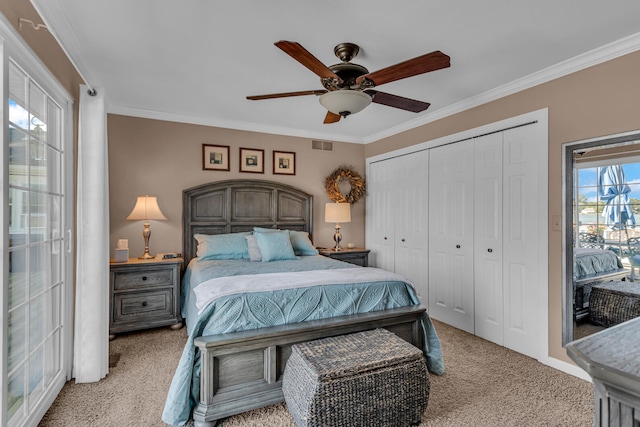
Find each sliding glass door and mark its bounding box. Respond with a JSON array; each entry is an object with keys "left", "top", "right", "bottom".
[{"left": 2, "top": 21, "right": 73, "bottom": 427}]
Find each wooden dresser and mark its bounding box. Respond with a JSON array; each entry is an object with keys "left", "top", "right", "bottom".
[
  {"left": 109, "top": 257, "right": 183, "bottom": 339},
  {"left": 566, "top": 317, "right": 640, "bottom": 426}
]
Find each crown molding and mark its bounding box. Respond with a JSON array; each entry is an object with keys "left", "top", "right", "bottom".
[{"left": 363, "top": 32, "right": 640, "bottom": 144}]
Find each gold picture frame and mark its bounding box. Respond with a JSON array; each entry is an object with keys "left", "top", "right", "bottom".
[
  {"left": 239, "top": 147, "right": 264, "bottom": 173},
  {"left": 202, "top": 144, "right": 230, "bottom": 171},
  {"left": 273, "top": 151, "right": 296, "bottom": 175}
]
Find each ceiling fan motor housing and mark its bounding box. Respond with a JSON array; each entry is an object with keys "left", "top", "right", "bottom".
[{"left": 323, "top": 63, "right": 370, "bottom": 90}]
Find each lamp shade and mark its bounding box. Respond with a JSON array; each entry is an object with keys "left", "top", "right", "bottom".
[
  {"left": 325, "top": 202, "right": 351, "bottom": 223},
  {"left": 126, "top": 195, "right": 167, "bottom": 221},
  {"left": 319, "top": 90, "right": 372, "bottom": 116}
]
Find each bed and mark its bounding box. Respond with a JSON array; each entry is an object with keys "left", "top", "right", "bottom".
[
  {"left": 161, "top": 179, "right": 444, "bottom": 427},
  {"left": 573, "top": 247, "right": 627, "bottom": 320}
]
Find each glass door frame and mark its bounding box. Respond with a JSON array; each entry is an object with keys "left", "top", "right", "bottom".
[{"left": 0, "top": 13, "right": 74, "bottom": 427}]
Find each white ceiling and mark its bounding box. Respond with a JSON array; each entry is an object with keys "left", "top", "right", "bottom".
[{"left": 30, "top": 1, "right": 640, "bottom": 144}]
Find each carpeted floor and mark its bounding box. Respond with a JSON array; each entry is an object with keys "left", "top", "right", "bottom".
[{"left": 39, "top": 320, "right": 594, "bottom": 427}]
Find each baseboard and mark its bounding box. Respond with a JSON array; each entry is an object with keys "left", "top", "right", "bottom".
[{"left": 539, "top": 355, "right": 592, "bottom": 382}]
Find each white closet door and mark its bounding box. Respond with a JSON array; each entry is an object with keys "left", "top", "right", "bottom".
[
  {"left": 428, "top": 140, "right": 475, "bottom": 333},
  {"left": 474, "top": 133, "right": 504, "bottom": 344},
  {"left": 394, "top": 150, "right": 429, "bottom": 302},
  {"left": 501, "top": 126, "right": 543, "bottom": 359},
  {"left": 366, "top": 156, "right": 398, "bottom": 272}
]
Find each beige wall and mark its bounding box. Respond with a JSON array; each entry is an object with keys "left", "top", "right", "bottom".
[
  {"left": 365, "top": 51, "right": 640, "bottom": 362},
  {"left": 6, "top": 0, "right": 640, "bottom": 369},
  {"left": 107, "top": 114, "right": 366, "bottom": 257}
]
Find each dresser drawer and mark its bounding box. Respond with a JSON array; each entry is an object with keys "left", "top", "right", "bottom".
[
  {"left": 113, "top": 288, "right": 174, "bottom": 323},
  {"left": 113, "top": 268, "right": 173, "bottom": 290}
]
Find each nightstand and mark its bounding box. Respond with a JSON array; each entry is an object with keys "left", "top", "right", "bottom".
[
  {"left": 318, "top": 248, "right": 370, "bottom": 267},
  {"left": 109, "top": 257, "right": 183, "bottom": 339}
]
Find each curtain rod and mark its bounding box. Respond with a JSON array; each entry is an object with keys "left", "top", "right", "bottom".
[{"left": 20, "top": 16, "right": 97, "bottom": 97}]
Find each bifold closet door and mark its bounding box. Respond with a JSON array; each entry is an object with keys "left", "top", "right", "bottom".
[
  {"left": 367, "top": 157, "right": 397, "bottom": 272},
  {"left": 428, "top": 140, "right": 475, "bottom": 333},
  {"left": 501, "top": 125, "right": 543, "bottom": 359},
  {"left": 394, "top": 150, "right": 429, "bottom": 301},
  {"left": 474, "top": 133, "right": 504, "bottom": 345},
  {"left": 367, "top": 151, "right": 429, "bottom": 301}
]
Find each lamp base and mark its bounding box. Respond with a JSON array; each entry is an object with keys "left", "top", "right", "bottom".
[
  {"left": 333, "top": 224, "right": 343, "bottom": 251},
  {"left": 138, "top": 252, "right": 156, "bottom": 260}
]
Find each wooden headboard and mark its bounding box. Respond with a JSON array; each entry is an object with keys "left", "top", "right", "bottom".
[{"left": 182, "top": 179, "right": 314, "bottom": 266}]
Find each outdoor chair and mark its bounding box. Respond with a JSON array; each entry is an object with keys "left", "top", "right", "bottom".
[{"left": 578, "top": 232, "right": 605, "bottom": 249}]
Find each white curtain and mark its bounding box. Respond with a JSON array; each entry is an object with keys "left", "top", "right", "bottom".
[{"left": 73, "top": 85, "right": 109, "bottom": 383}]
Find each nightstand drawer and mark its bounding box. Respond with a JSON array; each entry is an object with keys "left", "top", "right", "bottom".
[
  {"left": 113, "top": 268, "right": 173, "bottom": 290},
  {"left": 113, "top": 288, "right": 174, "bottom": 322}
]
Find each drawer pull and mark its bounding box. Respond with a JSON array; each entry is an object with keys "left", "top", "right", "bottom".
[
  {"left": 142, "top": 301, "right": 147, "bottom": 307},
  {"left": 456, "top": 244, "right": 461, "bottom": 249},
  {"left": 142, "top": 276, "right": 147, "bottom": 281}
]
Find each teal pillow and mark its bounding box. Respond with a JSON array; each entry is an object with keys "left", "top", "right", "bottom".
[
  {"left": 194, "top": 232, "right": 250, "bottom": 260},
  {"left": 253, "top": 230, "right": 297, "bottom": 262},
  {"left": 289, "top": 231, "right": 319, "bottom": 256}
]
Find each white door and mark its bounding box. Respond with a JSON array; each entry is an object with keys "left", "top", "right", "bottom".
[
  {"left": 394, "top": 150, "right": 429, "bottom": 302},
  {"left": 3, "top": 56, "right": 72, "bottom": 425},
  {"left": 474, "top": 133, "right": 504, "bottom": 344},
  {"left": 428, "top": 140, "right": 475, "bottom": 333},
  {"left": 366, "top": 157, "right": 398, "bottom": 272},
  {"left": 501, "top": 126, "right": 543, "bottom": 359}
]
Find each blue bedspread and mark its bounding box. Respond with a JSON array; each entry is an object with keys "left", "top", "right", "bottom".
[
  {"left": 574, "top": 248, "right": 624, "bottom": 280},
  {"left": 162, "top": 255, "right": 444, "bottom": 426}
]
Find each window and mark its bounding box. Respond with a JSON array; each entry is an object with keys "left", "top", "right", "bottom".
[
  {"left": 1, "top": 20, "right": 73, "bottom": 427},
  {"left": 574, "top": 161, "right": 640, "bottom": 262}
]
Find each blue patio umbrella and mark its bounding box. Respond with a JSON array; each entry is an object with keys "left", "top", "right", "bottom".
[{"left": 599, "top": 165, "right": 636, "bottom": 230}]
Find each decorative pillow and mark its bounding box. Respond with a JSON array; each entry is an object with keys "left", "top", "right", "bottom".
[
  {"left": 245, "top": 235, "right": 262, "bottom": 262},
  {"left": 253, "top": 230, "right": 297, "bottom": 262},
  {"left": 289, "top": 231, "right": 319, "bottom": 256},
  {"left": 194, "top": 232, "right": 250, "bottom": 260}
]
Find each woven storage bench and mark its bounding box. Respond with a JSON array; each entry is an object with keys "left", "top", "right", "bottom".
[
  {"left": 589, "top": 281, "right": 640, "bottom": 327},
  {"left": 282, "top": 328, "right": 429, "bottom": 427}
]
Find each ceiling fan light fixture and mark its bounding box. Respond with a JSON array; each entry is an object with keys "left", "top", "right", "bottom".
[{"left": 319, "top": 90, "right": 372, "bottom": 117}]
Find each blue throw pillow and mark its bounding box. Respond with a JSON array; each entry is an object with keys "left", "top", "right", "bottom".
[
  {"left": 289, "top": 231, "right": 319, "bottom": 256},
  {"left": 194, "top": 232, "right": 250, "bottom": 260},
  {"left": 253, "top": 230, "right": 298, "bottom": 262}
]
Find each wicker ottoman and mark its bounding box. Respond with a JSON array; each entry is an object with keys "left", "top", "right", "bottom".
[
  {"left": 589, "top": 281, "right": 640, "bottom": 327},
  {"left": 282, "top": 328, "right": 429, "bottom": 427}
]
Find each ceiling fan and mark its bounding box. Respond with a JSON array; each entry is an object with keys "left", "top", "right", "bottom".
[{"left": 247, "top": 41, "right": 450, "bottom": 124}]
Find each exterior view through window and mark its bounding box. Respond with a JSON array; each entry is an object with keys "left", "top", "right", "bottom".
[{"left": 575, "top": 163, "right": 640, "bottom": 264}]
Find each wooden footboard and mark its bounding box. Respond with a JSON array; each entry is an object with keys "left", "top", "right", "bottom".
[{"left": 192, "top": 304, "right": 427, "bottom": 427}]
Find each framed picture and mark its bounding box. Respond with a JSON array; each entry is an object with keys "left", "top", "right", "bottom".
[
  {"left": 239, "top": 147, "right": 264, "bottom": 173},
  {"left": 202, "top": 144, "right": 230, "bottom": 171},
  {"left": 273, "top": 150, "right": 296, "bottom": 175}
]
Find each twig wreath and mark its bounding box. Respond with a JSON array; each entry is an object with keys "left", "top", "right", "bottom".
[{"left": 324, "top": 165, "right": 366, "bottom": 204}]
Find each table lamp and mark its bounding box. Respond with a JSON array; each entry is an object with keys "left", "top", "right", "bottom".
[
  {"left": 325, "top": 202, "right": 351, "bottom": 251},
  {"left": 126, "top": 195, "right": 167, "bottom": 259}
]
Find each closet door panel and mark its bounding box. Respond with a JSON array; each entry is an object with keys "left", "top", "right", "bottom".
[
  {"left": 395, "top": 150, "right": 429, "bottom": 302},
  {"left": 474, "top": 133, "right": 504, "bottom": 345},
  {"left": 367, "top": 158, "right": 396, "bottom": 271},
  {"left": 501, "top": 126, "right": 542, "bottom": 359},
  {"left": 428, "top": 141, "right": 474, "bottom": 333}
]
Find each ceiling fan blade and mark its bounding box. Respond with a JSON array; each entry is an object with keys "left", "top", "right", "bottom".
[
  {"left": 275, "top": 41, "right": 342, "bottom": 82},
  {"left": 323, "top": 111, "right": 341, "bottom": 124},
  {"left": 247, "top": 89, "right": 327, "bottom": 100},
  {"left": 365, "top": 90, "right": 430, "bottom": 112},
  {"left": 357, "top": 51, "right": 450, "bottom": 87}
]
